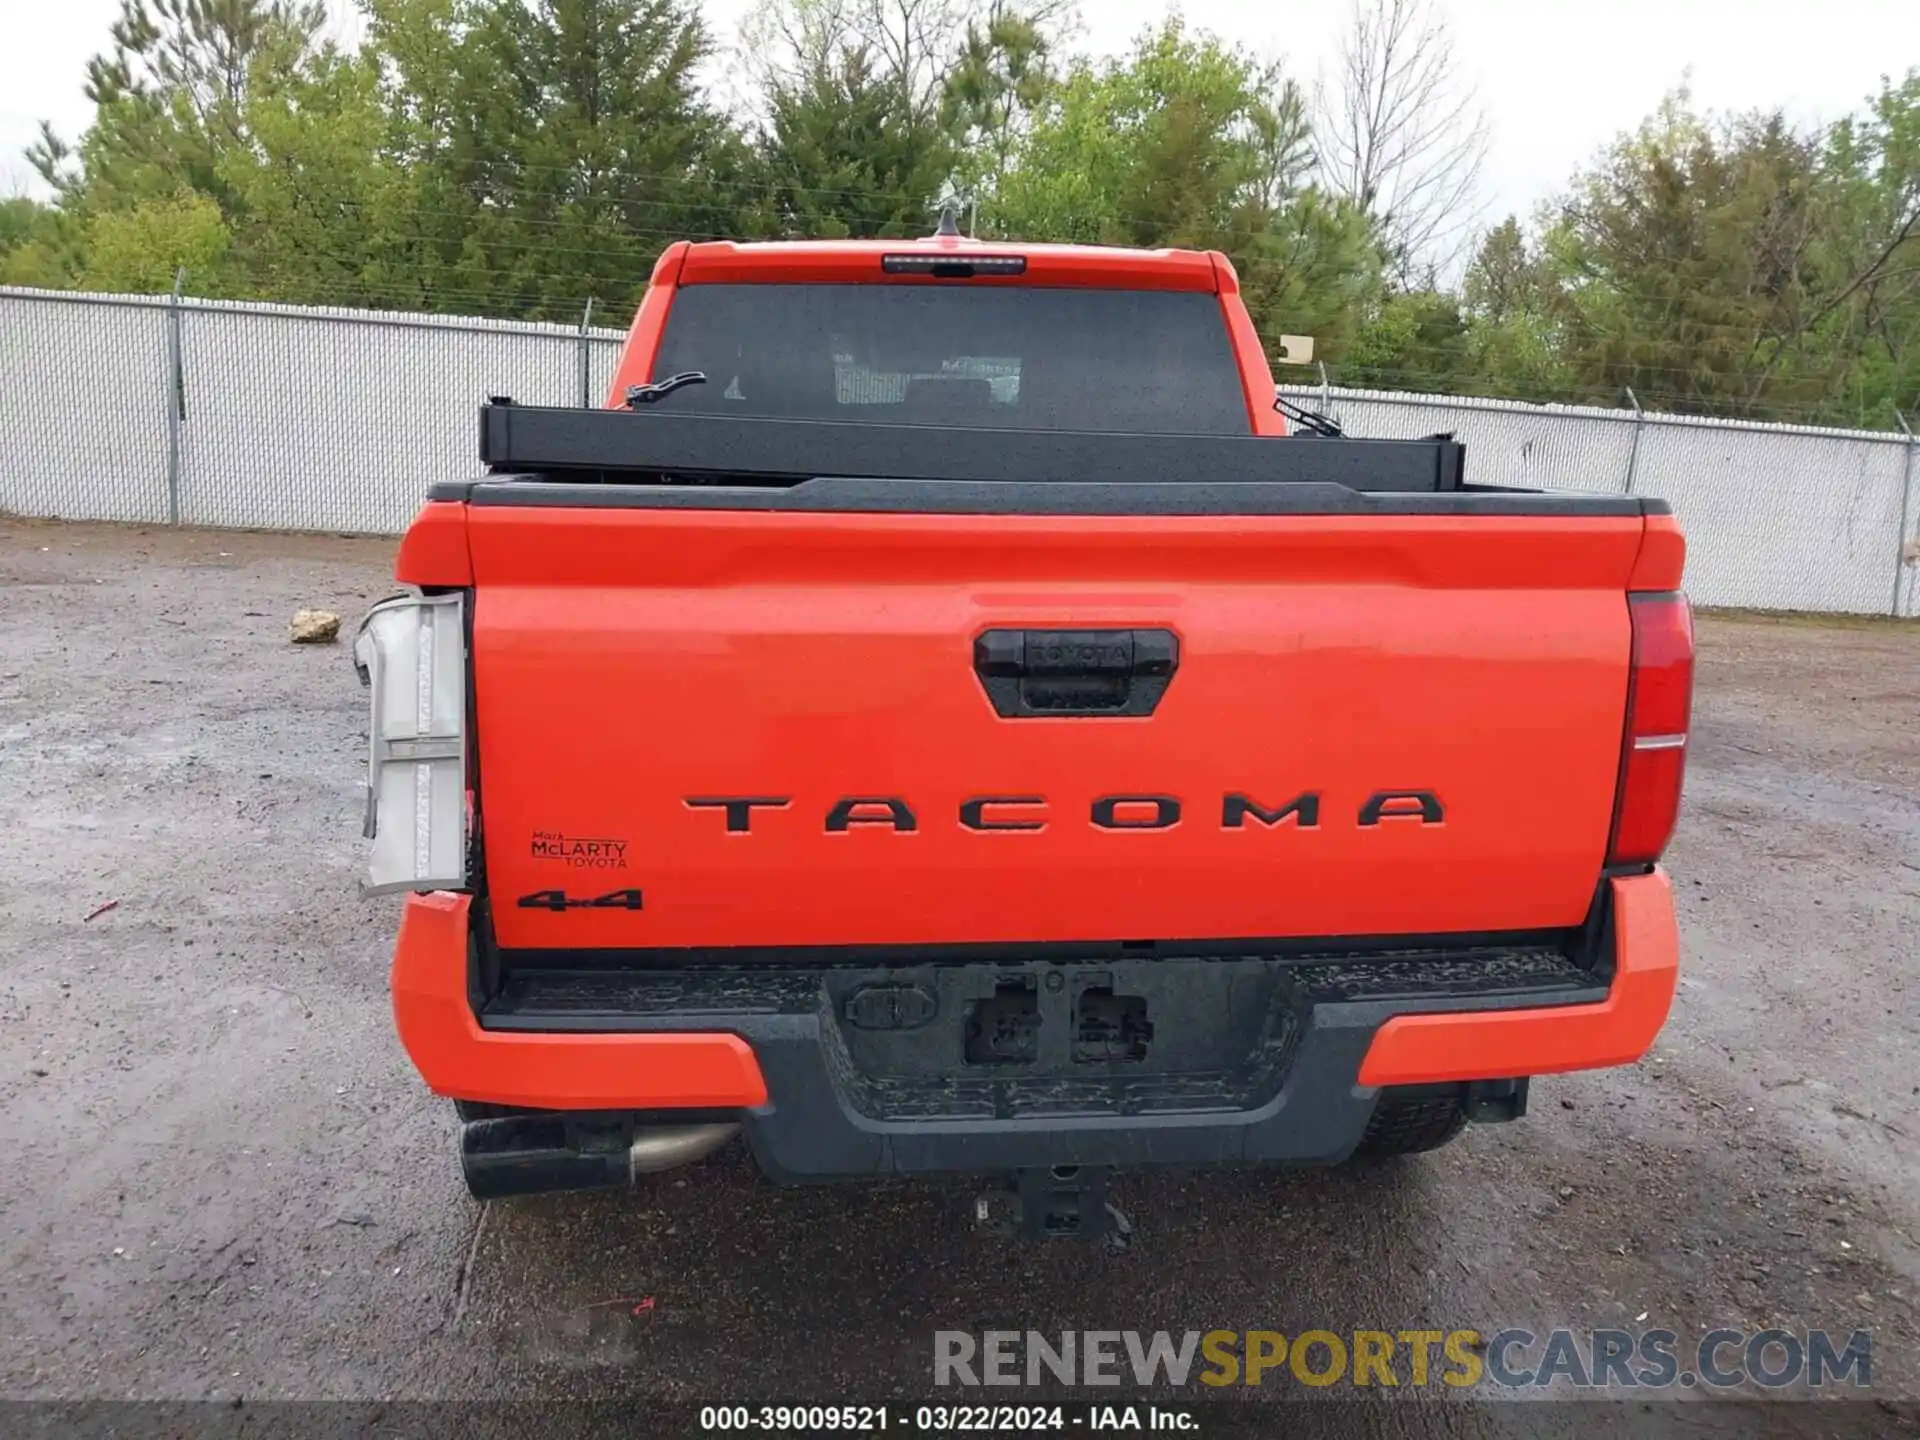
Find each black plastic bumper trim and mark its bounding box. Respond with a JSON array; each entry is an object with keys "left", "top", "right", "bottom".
[
  {"left": 473, "top": 948, "right": 1603, "bottom": 1180},
  {"left": 493, "top": 924, "right": 1585, "bottom": 970}
]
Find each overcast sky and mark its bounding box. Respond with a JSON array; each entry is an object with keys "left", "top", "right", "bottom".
[{"left": 4, "top": 0, "right": 1917, "bottom": 226}]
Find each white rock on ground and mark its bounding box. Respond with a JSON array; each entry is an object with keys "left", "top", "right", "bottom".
[{"left": 288, "top": 609, "right": 342, "bottom": 644}]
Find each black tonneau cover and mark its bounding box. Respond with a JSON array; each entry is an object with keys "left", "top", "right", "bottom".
[
  {"left": 433, "top": 474, "right": 1666, "bottom": 519},
  {"left": 475, "top": 401, "right": 1468, "bottom": 494}
]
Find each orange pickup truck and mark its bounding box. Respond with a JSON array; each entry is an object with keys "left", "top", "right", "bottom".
[{"left": 358, "top": 231, "right": 1690, "bottom": 1241}]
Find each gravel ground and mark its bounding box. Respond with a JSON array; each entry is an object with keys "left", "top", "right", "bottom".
[{"left": 1, "top": 518, "right": 1916, "bottom": 1434}]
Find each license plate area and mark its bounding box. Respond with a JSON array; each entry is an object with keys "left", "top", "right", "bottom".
[
  {"left": 827, "top": 958, "right": 1296, "bottom": 1083},
  {"left": 825, "top": 958, "right": 1301, "bottom": 1119}
]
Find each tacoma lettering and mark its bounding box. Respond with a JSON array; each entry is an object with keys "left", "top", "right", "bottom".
[
  {"left": 683, "top": 792, "right": 1440, "bottom": 833},
  {"left": 684, "top": 796, "right": 790, "bottom": 833},
  {"left": 1091, "top": 795, "right": 1182, "bottom": 830},
  {"left": 825, "top": 797, "right": 919, "bottom": 832},
  {"left": 1222, "top": 792, "right": 1320, "bottom": 829},
  {"left": 1358, "top": 790, "right": 1446, "bottom": 826},
  {"left": 959, "top": 796, "right": 1048, "bottom": 831}
]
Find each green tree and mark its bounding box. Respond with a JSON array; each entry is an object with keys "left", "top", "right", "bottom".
[
  {"left": 1520, "top": 83, "right": 1920, "bottom": 423},
  {"left": 1793, "top": 72, "right": 1920, "bottom": 424},
  {"left": 1554, "top": 97, "right": 1837, "bottom": 415},
  {"left": 354, "top": 0, "right": 745, "bottom": 318},
  {"left": 991, "top": 20, "right": 1383, "bottom": 363},
  {"left": 22, "top": 0, "right": 333, "bottom": 297},
  {"left": 736, "top": 1, "right": 1074, "bottom": 236},
  {"left": 940, "top": 10, "right": 1054, "bottom": 208},
  {"left": 0, "top": 197, "right": 81, "bottom": 286},
  {"left": 356, "top": 0, "right": 514, "bottom": 311},
  {"left": 1, "top": 197, "right": 53, "bottom": 265},
  {"left": 78, "top": 188, "right": 236, "bottom": 293},
  {"left": 751, "top": 45, "right": 957, "bottom": 238},
  {"left": 0, "top": 197, "right": 46, "bottom": 256},
  {"left": 1453, "top": 215, "right": 1572, "bottom": 400},
  {"left": 217, "top": 42, "right": 415, "bottom": 307},
  {"left": 742, "top": 0, "right": 1074, "bottom": 127},
  {"left": 1343, "top": 288, "right": 1470, "bottom": 392},
  {"left": 492, "top": 0, "right": 738, "bottom": 316},
  {"left": 990, "top": 22, "right": 1262, "bottom": 245},
  {"left": 32, "top": 0, "right": 326, "bottom": 212}
]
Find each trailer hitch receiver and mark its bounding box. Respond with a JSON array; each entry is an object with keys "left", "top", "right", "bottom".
[{"left": 974, "top": 1166, "right": 1131, "bottom": 1247}]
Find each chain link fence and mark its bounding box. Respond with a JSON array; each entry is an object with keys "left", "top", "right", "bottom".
[
  {"left": 1279, "top": 385, "right": 1920, "bottom": 617},
  {"left": 2, "top": 285, "right": 1915, "bottom": 615},
  {"left": 1, "top": 286, "right": 627, "bottom": 536}
]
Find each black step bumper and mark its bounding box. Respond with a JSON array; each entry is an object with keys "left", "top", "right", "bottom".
[{"left": 473, "top": 944, "right": 1600, "bottom": 1181}]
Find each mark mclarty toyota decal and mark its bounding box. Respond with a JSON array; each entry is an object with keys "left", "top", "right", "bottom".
[
  {"left": 530, "top": 831, "right": 628, "bottom": 867},
  {"left": 933, "top": 1329, "right": 1872, "bottom": 1390}
]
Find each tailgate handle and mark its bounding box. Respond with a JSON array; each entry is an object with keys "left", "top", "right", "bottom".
[{"left": 973, "top": 629, "right": 1179, "bottom": 717}]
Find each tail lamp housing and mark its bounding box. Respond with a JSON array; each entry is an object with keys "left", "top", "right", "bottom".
[
  {"left": 1607, "top": 591, "right": 1695, "bottom": 867},
  {"left": 353, "top": 590, "right": 468, "bottom": 893}
]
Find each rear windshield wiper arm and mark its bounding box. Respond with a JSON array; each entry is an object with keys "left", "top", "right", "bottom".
[
  {"left": 625, "top": 372, "right": 708, "bottom": 407},
  {"left": 1272, "top": 393, "right": 1344, "bottom": 438}
]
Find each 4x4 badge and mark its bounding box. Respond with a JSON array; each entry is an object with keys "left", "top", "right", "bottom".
[{"left": 515, "top": 888, "right": 643, "bottom": 911}]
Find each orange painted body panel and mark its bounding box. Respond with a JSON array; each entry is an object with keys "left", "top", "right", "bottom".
[
  {"left": 393, "top": 500, "right": 472, "bottom": 586},
  {"left": 1358, "top": 869, "right": 1681, "bottom": 1084},
  {"left": 674, "top": 237, "right": 1222, "bottom": 290},
  {"left": 1630, "top": 512, "right": 1687, "bottom": 591},
  {"left": 390, "top": 891, "right": 768, "bottom": 1109},
  {"left": 1210, "top": 254, "right": 1287, "bottom": 437},
  {"left": 466, "top": 507, "right": 1647, "bottom": 950}
]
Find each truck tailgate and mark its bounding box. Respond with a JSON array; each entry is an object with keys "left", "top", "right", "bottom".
[{"left": 467, "top": 506, "right": 1643, "bottom": 950}]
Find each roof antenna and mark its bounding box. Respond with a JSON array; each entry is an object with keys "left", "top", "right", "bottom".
[{"left": 932, "top": 203, "right": 963, "bottom": 238}]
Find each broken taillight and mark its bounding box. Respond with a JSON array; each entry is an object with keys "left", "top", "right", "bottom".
[
  {"left": 1606, "top": 592, "right": 1695, "bottom": 867},
  {"left": 353, "top": 591, "right": 468, "bottom": 893}
]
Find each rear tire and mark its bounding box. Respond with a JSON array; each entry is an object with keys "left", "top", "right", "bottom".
[{"left": 1355, "top": 1096, "right": 1468, "bottom": 1157}]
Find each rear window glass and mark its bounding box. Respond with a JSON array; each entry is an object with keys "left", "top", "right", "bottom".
[{"left": 650, "top": 284, "right": 1250, "bottom": 435}]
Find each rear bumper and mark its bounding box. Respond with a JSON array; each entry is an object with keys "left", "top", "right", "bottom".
[{"left": 391, "top": 872, "right": 1679, "bottom": 1178}]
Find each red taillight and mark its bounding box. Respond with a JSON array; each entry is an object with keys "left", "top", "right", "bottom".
[{"left": 1607, "top": 592, "right": 1695, "bottom": 866}]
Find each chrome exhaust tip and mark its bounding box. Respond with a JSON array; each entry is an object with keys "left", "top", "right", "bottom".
[
  {"left": 629, "top": 1121, "right": 740, "bottom": 1175},
  {"left": 461, "top": 1115, "right": 741, "bottom": 1199}
]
